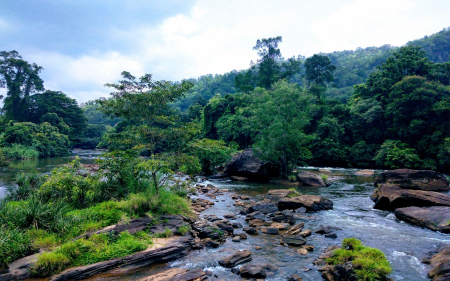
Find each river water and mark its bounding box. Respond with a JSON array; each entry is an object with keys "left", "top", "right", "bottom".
[{"left": 2, "top": 155, "right": 449, "bottom": 280}]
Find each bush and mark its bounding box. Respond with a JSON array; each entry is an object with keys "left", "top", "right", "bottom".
[
  {"left": 188, "top": 138, "right": 237, "bottom": 174},
  {"left": 0, "top": 227, "right": 34, "bottom": 267},
  {"left": 374, "top": 140, "right": 422, "bottom": 169},
  {"left": 1, "top": 144, "right": 40, "bottom": 160},
  {"left": 326, "top": 238, "right": 392, "bottom": 281},
  {"left": 5, "top": 172, "right": 44, "bottom": 201},
  {"left": 320, "top": 174, "right": 329, "bottom": 182}
]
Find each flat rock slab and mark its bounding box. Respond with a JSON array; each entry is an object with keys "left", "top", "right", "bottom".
[
  {"left": 371, "top": 184, "right": 450, "bottom": 211},
  {"left": 395, "top": 206, "right": 450, "bottom": 233},
  {"left": 374, "top": 169, "right": 449, "bottom": 191},
  {"left": 138, "top": 268, "right": 207, "bottom": 281},
  {"left": 219, "top": 250, "right": 252, "bottom": 268},
  {"left": 355, "top": 169, "right": 374, "bottom": 176},
  {"left": 277, "top": 195, "right": 333, "bottom": 212},
  {"left": 265, "top": 189, "right": 297, "bottom": 203},
  {"left": 49, "top": 236, "right": 192, "bottom": 281},
  {"left": 424, "top": 245, "right": 450, "bottom": 281},
  {"left": 247, "top": 203, "right": 279, "bottom": 214},
  {"left": 280, "top": 235, "right": 307, "bottom": 246}
]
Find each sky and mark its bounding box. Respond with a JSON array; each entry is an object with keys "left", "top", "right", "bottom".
[{"left": 0, "top": 0, "right": 449, "bottom": 103}]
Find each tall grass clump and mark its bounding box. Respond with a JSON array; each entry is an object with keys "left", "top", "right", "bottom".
[
  {"left": 326, "top": 238, "right": 392, "bottom": 281},
  {"left": 2, "top": 144, "right": 40, "bottom": 160},
  {"left": 0, "top": 227, "right": 34, "bottom": 267}
]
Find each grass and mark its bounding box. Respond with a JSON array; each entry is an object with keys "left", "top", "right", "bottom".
[
  {"left": 1, "top": 144, "right": 40, "bottom": 160},
  {"left": 0, "top": 227, "right": 34, "bottom": 268},
  {"left": 288, "top": 188, "right": 301, "bottom": 198},
  {"left": 154, "top": 228, "right": 173, "bottom": 238},
  {"left": 320, "top": 174, "right": 329, "bottom": 182},
  {"left": 31, "top": 231, "right": 153, "bottom": 277},
  {"left": 287, "top": 175, "right": 296, "bottom": 182},
  {"left": 177, "top": 224, "right": 191, "bottom": 235},
  {"left": 326, "top": 238, "right": 392, "bottom": 281}
]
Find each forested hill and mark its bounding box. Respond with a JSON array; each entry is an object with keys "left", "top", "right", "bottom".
[{"left": 174, "top": 28, "right": 450, "bottom": 110}]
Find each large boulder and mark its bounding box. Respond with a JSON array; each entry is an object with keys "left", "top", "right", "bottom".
[
  {"left": 370, "top": 185, "right": 450, "bottom": 211},
  {"left": 218, "top": 250, "right": 252, "bottom": 268},
  {"left": 297, "top": 171, "right": 326, "bottom": 187},
  {"left": 394, "top": 206, "right": 450, "bottom": 233},
  {"left": 265, "top": 189, "right": 297, "bottom": 203},
  {"left": 246, "top": 203, "right": 278, "bottom": 214},
  {"left": 374, "top": 169, "right": 449, "bottom": 191},
  {"left": 223, "top": 148, "right": 280, "bottom": 180},
  {"left": 277, "top": 195, "right": 333, "bottom": 212},
  {"left": 423, "top": 245, "right": 450, "bottom": 281}
]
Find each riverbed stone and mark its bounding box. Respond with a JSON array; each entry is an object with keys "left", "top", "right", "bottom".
[
  {"left": 218, "top": 250, "right": 252, "bottom": 268},
  {"left": 280, "top": 235, "right": 307, "bottom": 246},
  {"left": 315, "top": 225, "right": 342, "bottom": 235},
  {"left": 299, "top": 229, "right": 312, "bottom": 238},
  {"left": 423, "top": 245, "right": 450, "bottom": 281},
  {"left": 244, "top": 227, "right": 258, "bottom": 235},
  {"left": 232, "top": 236, "right": 241, "bottom": 242},
  {"left": 247, "top": 203, "right": 279, "bottom": 214},
  {"left": 394, "top": 206, "right": 450, "bottom": 233},
  {"left": 370, "top": 184, "right": 450, "bottom": 211},
  {"left": 277, "top": 195, "right": 333, "bottom": 212},
  {"left": 249, "top": 219, "right": 265, "bottom": 227},
  {"left": 260, "top": 227, "right": 279, "bottom": 234},
  {"left": 265, "top": 189, "right": 298, "bottom": 203},
  {"left": 239, "top": 264, "right": 266, "bottom": 278},
  {"left": 231, "top": 222, "right": 242, "bottom": 228},
  {"left": 374, "top": 169, "right": 449, "bottom": 191},
  {"left": 137, "top": 268, "right": 207, "bottom": 281},
  {"left": 297, "top": 171, "right": 326, "bottom": 187}
]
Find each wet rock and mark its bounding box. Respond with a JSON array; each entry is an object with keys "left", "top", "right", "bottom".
[
  {"left": 423, "top": 245, "right": 450, "bottom": 281},
  {"left": 216, "top": 223, "right": 234, "bottom": 234},
  {"left": 374, "top": 169, "right": 449, "bottom": 191},
  {"left": 239, "top": 264, "right": 266, "bottom": 278},
  {"left": 198, "top": 226, "right": 224, "bottom": 240},
  {"left": 370, "top": 184, "right": 450, "bottom": 211},
  {"left": 394, "top": 206, "right": 450, "bottom": 233},
  {"left": 297, "top": 171, "right": 326, "bottom": 187},
  {"left": 223, "top": 213, "right": 237, "bottom": 219},
  {"left": 232, "top": 236, "right": 241, "bottom": 242},
  {"left": 231, "top": 194, "right": 239, "bottom": 199},
  {"left": 239, "top": 210, "right": 247, "bottom": 215},
  {"left": 299, "top": 229, "right": 312, "bottom": 238},
  {"left": 239, "top": 195, "right": 250, "bottom": 200},
  {"left": 245, "top": 211, "right": 266, "bottom": 221},
  {"left": 297, "top": 248, "right": 309, "bottom": 255},
  {"left": 280, "top": 235, "right": 307, "bottom": 246},
  {"left": 278, "top": 195, "right": 333, "bottom": 212},
  {"left": 231, "top": 222, "right": 243, "bottom": 228},
  {"left": 230, "top": 176, "right": 249, "bottom": 181},
  {"left": 137, "top": 268, "right": 207, "bottom": 281},
  {"left": 203, "top": 238, "right": 221, "bottom": 248},
  {"left": 325, "top": 233, "right": 338, "bottom": 239},
  {"left": 265, "top": 189, "right": 298, "bottom": 203},
  {"left": 249, "top": 219, "right": 265, "bottom": 227},
  {"left": 270, "top": 222, "right": 288, "bottom": 230},
  {"left": 255, "top": 246, "right": 262, "bottom": 250},
  {"left": 223, "top": 148, "right": 280, "bottom": 180},
  {"left": 247, "top": 203, "right": 279, "bottom": 214},
  {"left": 302, "top": 245, "right": 314, "bottom": 252},
  {"left": 294, "top": 207, "right": 307, "bottom": 213},
  {"left": 218, "top": 250, "right": 252, "bottom": 268},
  {"left": 237, "top": 233, "right": 248, "bottom": 239},
  {"left": 288, "top": 274, "right": 303, "bottom": 281},
  {"left": 355, "top": 169, "right": 374, "bottom": 176},
  {"left": 272, "top": 211, "right": 295, "bottom": 224},
  {"left": 260, "top": 227, "right": 279, "bottom": 235},
  {"left": 244, "top": 227, "right": 258, "bottom": 235},
  {"left": 315, "top": 225, "right": 342, "bottom": 235},
  {"left": 319, "top": 262, "right": 357, "bottom": 281},
  {"left": 287, "top": 222, "right": 304, "bottom": 234}
]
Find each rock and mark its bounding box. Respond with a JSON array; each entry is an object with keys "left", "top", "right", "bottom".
[
  {"left": 325, "top": 233, "right": 338, "bottom": 239},
  {"left": 355, "top": 169, "right": 374, "bottom": 176},
  {"left": 270, "top": 222, "right": 288, "bottom": 230},
  {"left": 319, "top": 262, "right": 356, "bottom": 281},
  {"left": 232, "top": 236, "right": 241, "bottom": 242},
  {"left": 231, "top": 222, "right": 243, "bottom": 228},
  {"left": 239, "top": 264, "right": 266, "bottom": 278},
  {"left": 265, "top": 189, "right": 298, "bottom": 203},
  {"left": 216, "top": 223, "right": 234, "bottom": 234},
  {"left": 297, "top": 171, "right": 326, "bottom": 187},
  {"left": 137, "top": 268, "right": 207, "bottom": 281},
  {"left": 1, "top": 253, "right": 39, "bottom": 280},
  {"left": 370, "top": 184, "right": 450, "bottom": 211},
  {"left": 237, "top": 233, "right": 248, "bottom": 239},
  {"left": 223, "top": 213, "right": 237, "bottom": 220},
  {"left": 280, "top": 235, "right": 307, "bottom": 246},
  {"left": 244, "top": 227, "right": 258, "bottom": 235},
  {"left": 374, "top": 169, "right": 449, "bottom": 191},
  {"left": 260, "top": 227, "right": 279, "bottom": 234},
  {"left": 288, "top": 274, "right": 303, "bottom": 281},
  {"left": 287, "top": 222, "right": 304, "bottom": 233},
  {"left": 48, "top": 237, "right": 193, "bottom": 281},
  {"left": 203, "top": 238, "right": 221, "bottom": 248},
  {"left": 277, "top": 195, "right": 333, "bottom": 212},
  {"left": 218, "top": 250, "right": 252, "bottom": 268},
  {"left": 315, "top": 225, "right": 342, "bottom": 235},
  {"left": 230, "top": 176, "right": 249, "bottom": 181},
  {"left": 197, "top": 227, "right": 223, "bottom": 240},
  {"left": 424, "top": 245, "right": 450, "bottom": 281},
  {"left": 247, "top": 203, "right": 279, "bottom": 214},
  {"left": 297, "top": 248, "right": 309, "bottom": 255},
  {"left": 272, "top": 211, "right": 295, "bottom": 224},
  {"left": 394, "top": 206, "right": 450, "bottom": 233},
  {"left": 299, "top": 229, "right": 312, "bottom": 238},
  {"left": 249, "top": 219, "right": 265, "bottom": 227},
  {"left": 223, "top": 148, "right": 280, "bottom": 180},
  {"left": 255, "top": 246, "right": 262, "bottom": 250},
  {"left": 302, "top": 245, "right": 314, "bottom": 252},
  {"left": 239, "top": 195, "right": 250, "bottom": 200}
]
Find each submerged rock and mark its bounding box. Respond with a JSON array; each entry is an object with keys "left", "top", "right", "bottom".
[
  {"left": 218, "top": 250, "right": 252, "bottom": 268},
  {"left": 374, "top": 169, "right": 449, "bottom": 191},
  {"left": 223, "top": 148, "right": 280, "bottom": 180},
  {"left": 394, "top": 206, "right": 450, "bottom": 233},
  {"left": 277, "top": 195, "right": 333, "bottom": 212},
  {"left": 370, "top": 184, "right": 450, "bottom": 211},
  {"left": 297, "top": 171, "right": 326, "bottom": 187}
]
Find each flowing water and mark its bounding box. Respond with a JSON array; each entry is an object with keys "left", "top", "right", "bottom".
[{"left": 2, "top": 156, "right": 449, "bottom": 280}]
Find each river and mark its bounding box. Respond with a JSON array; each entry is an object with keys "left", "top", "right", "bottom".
[{"left": 2, "top": 155, "right": 449, "bottom": 280}]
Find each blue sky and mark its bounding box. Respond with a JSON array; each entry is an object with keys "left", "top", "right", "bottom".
[{"left": 1, "top": 0, "right": 449, "bottom": 103}]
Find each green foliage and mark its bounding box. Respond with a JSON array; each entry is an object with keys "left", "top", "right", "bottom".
[
  {"left": 374, "top": 140, "right": 422, "bottom": 169},
  {"left": 167, "top": 153, "right": 201, "bottom": 176},
  {"left": 0, "top": 149, "right": 9, "bottom": 168},
  {"left": 1, "top": 144, "right": 40, "bottom": 160},
  {"left": 0, "top": 227, "right": 34, "bottom": 267},
  {"left": 327, "top": 238, "right": 392, "bottom": 281},
  {"left": 408, "top": 28, "right": 450, "bottom": 63},
  {"left": 320, "top": 174, "right": 329, "bottom": 182},
  {"left": 188, "top": 138, "right": 237, "bottom": 174},
  {"left": 177, "top": 224, "right": 191, "bottom": 235},
  {"left": 31, "top": 231, "right": 152, "bottom": 277}
]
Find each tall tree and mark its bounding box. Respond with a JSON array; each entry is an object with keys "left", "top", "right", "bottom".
[
  {"left": 0, "top": 51, "right": 44, "bottom": 121},
  {"left": 304, "top": 54, "right": 336, "bottom": 102}
]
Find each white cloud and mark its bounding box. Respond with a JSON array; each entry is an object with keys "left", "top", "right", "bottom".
[{"left": 11, "top": 0, "right": 450, "bottom": 103}]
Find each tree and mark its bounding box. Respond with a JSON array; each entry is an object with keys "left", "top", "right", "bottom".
[
  {"left": 188, "top": 138, "right": 236, "bottom": 174},
  {"left": 27, "top": 91, "right": 87, "bottom": 142},
  {"left": 249, "top": 80, "right": 313, "bottom": 178},
  {"left": 0, "top": 51, "right": 44, "bottom": 121},
  {"left": 304, "top": 54, "right": 336, "bottom": 102}
]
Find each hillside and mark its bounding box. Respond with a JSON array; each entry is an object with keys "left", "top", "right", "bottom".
[{"left": 174, "top": 28, "right": 450, "bottom": 110}]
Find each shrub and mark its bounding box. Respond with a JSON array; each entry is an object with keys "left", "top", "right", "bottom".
[
  {"left": 177, "top": 224, "right": 191, "bottom": 235},
  {"left": 0, "top": 227, "right": 34, "bottom": 267},
  {"left": 188, "top": 138, "right": 237, "bottom": 174},
  {"left": 1, "top": 144, "right": 40, "bottom": 160},
  {"left": 31, "top": 252, "right": 71, "bottom": 277},
  {"left": 326, "top": 238, "right": 392, "bottom": 281},
  {"left": 287, "top": 175, "right": 296, "bottom": 182},
  {"left": 374, "top": 140, "right": 422, "bottom": 169},
  {"left": 320, "top": 174, "right": 329, "bottom": 182},
  {"left": 5, "top": 172, "right": 44, "bottom": 201}
]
